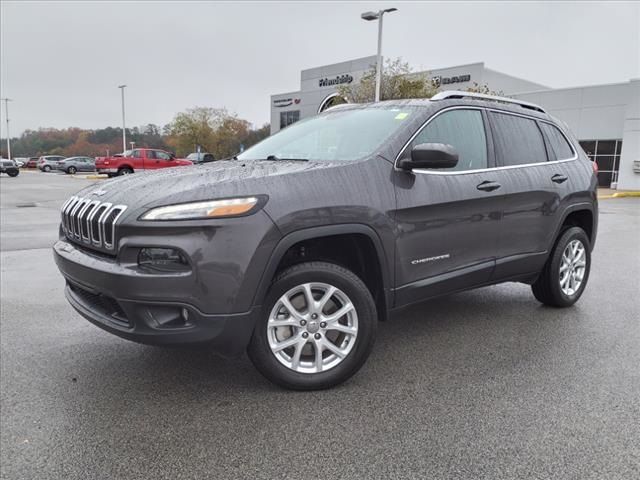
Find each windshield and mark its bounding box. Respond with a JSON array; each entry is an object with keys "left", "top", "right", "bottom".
[{"left": 237, "top": 107, "right": 414, "bottom": 162}]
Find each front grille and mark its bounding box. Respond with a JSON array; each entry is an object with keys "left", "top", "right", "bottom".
[
  {"left": 61, "top": 196, "right": 127, "bottom": 251},
  {"left": 68, "top": 283, "right": 130, "bottom": 326}
]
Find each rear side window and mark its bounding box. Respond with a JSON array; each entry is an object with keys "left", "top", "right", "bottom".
[
  {"left": 539, "top": 122, "right": 574, "bottom": 160},
  {"left": 410, "top": 109, "right": 488, "bottom": 171},
  {"left": 490, "top": 112, "right": 547, "bottom": 166}
]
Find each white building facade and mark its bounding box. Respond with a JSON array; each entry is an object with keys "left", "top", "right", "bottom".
[{"left": 271, "top": 56, "right": 640, "bottom": 190}]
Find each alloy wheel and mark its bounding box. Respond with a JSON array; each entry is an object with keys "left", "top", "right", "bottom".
[
  {"left": 559, "top": 239, "right": 586, "bottom": 296},
  {"left": 267, "top": 282, "right": 358, "bottom": 374}
]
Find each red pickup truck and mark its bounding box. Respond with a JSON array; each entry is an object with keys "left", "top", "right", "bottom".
[{"left": 95, "top": 148, "right": 192, "bottom": 177}]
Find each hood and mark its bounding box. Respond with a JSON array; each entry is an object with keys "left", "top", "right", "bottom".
[{"left": 74, "top": 159, "right": 341, "bottom": 210}]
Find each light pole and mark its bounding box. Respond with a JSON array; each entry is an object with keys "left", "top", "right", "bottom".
[
  {"left": 118, "top": 85, "right": 127, "bottom": 153},
  {"left": 361, "top": 8, "right": 397, "bottom": 102},
  {"left": 1, "top": 98, "right": 12, "bottom": 160}
]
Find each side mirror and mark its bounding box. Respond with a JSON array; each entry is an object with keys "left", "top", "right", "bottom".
[{"left": 398, "top": 143, "right": 458, "bottom": 171}]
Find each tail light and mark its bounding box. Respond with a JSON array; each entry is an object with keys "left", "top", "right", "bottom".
[{"left": 592, "top": 159, "right": 598, "bottom": 174}]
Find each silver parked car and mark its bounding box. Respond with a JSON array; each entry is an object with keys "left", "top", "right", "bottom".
[
  {"left": 38, "top": 155, "right": 66, "bottom": 172},
  {"left": 56, "top": 156, "right": 96, "bottom": 174}
]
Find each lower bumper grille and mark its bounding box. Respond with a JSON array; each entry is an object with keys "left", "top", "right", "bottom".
[{"left": 68, "top": 283, "right": 130, "bottom": 326}]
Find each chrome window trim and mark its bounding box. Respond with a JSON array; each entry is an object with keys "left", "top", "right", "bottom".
[{"left": 393, "top": 105, "right": 578, "bottom": 176}]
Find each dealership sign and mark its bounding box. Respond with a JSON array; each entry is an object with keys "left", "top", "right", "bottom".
[
  {"left": 273, "top": 98, "right": 301, "bottom": 108},
  {"left": 318, "top": 74, "right": 354, "bottom": 88},
  {"left": 433, "top": 74, "right": 471, "bottom": 87}
]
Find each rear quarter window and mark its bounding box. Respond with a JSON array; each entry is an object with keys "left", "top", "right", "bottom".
[
  {"left": 539, "top": 122, "right": 575, "bottom": 160},
  {"left": 490, "top": 111, "right": 548, "bottom": 166}
]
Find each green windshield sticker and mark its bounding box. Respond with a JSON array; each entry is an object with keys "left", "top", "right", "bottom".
[{"left": 395, "top": 112, "right": 409, "bottom": 120}]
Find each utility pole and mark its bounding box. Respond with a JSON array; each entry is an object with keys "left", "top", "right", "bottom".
[
  {"left": 1, "top": 98, "right": 12, "bottom": 160},
  {"left": 118, "top": 85, "right": 127, "bottom": 153}
]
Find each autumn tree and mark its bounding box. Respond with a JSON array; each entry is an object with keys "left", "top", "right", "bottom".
[
  {"left": 337, "top": 58, "right": 439, "bottom": 103},
  {"left": 167, "top": 107, "right": 227, "bottom": 156}
]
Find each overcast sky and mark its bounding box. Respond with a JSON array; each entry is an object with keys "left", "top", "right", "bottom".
[{"left": 1, "top": 1, "right": 639, "bottom": 136}]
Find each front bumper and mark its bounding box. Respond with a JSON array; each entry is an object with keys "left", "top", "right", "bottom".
[{"left": 53, "top": 239, "right": 258, "bottom": 356}]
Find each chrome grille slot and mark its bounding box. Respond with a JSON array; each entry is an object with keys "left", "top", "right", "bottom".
[{"left": 60, "top": 196, "right": 127, "bottom": 251}]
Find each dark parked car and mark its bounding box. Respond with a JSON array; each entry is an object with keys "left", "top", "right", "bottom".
[
  {"left": 57, "top": 156, "right": 96, "bottom": 174},
  {"left": 53, "top": 91, "right": 598, "bottom": 390},
  {"left": 38, "top": 155, "right": 66, "bottom": 172},
  {"left": 1, "top": 159, "right": 20, "bottom": 177},
  {"left": 186, "top": 152, "right": 215, "bottom": 164}
]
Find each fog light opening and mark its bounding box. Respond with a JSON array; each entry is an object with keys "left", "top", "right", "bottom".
[{"left": 138, "top": 248, "right": 190, "bottom": 273}]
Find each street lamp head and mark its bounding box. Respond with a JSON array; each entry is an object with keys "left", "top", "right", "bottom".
[
  {"left": 118, "top": 84, "right": 127, "bottom": 89},
  {"left": 361, "top": 11, "right": 379, "bottom": 21},
  {"left": 383, "top": 8, "right": 398, "bottom": 14}
]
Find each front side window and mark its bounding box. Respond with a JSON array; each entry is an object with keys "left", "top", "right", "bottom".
[
  {"left": 239, "top": 107, "right": 414, "bottom": 162},
  {"left": 131, "top": 150, "right": 142, "bottom": 159},
  {"left": 490, "top": 112, "right": 547, "bottom": 166},
  {"left": 540, "top": 123, "right": 574, "bottom": 160},
  {"left": 409, "top": 109, "right": 487, "bottom": 171}
]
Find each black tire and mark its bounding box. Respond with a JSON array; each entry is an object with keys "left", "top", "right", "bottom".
[
  {"left": 532, "top": 226, "right": 591, "bottom": 308},
  {"left": 7, "top": 170, "right": 19, "bottom": 177},
  {"left": 247, "top": 261, "right": 377, "bottom": 390},
  {"left": 67, "top": 166, "right": 77, "bottom": 174},
  {"left": 118, "top": 167, "right": 133, "bottom": 176},
  {"left": 43, "top": 165, "right": 51, "bottom": 172}
]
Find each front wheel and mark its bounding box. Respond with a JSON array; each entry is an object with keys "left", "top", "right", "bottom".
[
  {"left": 532, "top": 226, "right": 591, "bottom": 307},
  {"left": 7, "top": 170, "right": 19, "bottom": 177},
  {"left": 247, "top": 261, "right": 377, "bottom": 390}
]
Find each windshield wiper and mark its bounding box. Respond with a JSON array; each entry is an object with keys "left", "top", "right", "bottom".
[{"left": 265, "top": 155, "right": 308, "bottom": 162}]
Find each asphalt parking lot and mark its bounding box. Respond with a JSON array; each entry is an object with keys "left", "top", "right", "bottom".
[{"left": 1, "top": 171, "right": 639, "bottom": 480}]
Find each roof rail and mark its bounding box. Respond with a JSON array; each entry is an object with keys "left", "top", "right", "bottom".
[{"left": 431, "top": 90, "right": 546, "bottom": 114}]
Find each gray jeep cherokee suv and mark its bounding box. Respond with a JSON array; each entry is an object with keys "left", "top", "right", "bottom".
[{"left": 54, "top": 91, "right": 598, "bottom": 390}]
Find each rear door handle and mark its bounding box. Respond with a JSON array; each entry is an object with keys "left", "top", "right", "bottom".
[
  {"left": 551, "top": 173, "right": 568, "bottom": 184},
  {"left": 477, "top": 180, "right": 501, "bottom": 192}
]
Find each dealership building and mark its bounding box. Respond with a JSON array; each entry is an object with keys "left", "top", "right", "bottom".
[{"left": 271, "top": 55, "right": 640, "bottom": 190}]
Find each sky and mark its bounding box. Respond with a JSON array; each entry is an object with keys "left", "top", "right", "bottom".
[{"left": 1, "top": 1, "right": 639, "bottom": 137}]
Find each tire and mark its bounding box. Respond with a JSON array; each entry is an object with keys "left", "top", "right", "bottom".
[
  {"left": 532, "top": 226, "right": 591, "bottom": 308},
  {"left": 118, "top": 167, "right": 133, "bottom": 176},
  {"left": 67, "top": 166, "right": 77, "bottom": 174},
  {"left": 43, "top": 165, "right": 51, "bottom": 172},
  {"left": 7, "top": 170, "right": 19, "bottom": 177},
  {"left": 107, "top": 173, "right": 115, "bottom": 178},
  {"left": 247, "top": 261, "right": 377, "bottom": 390}
]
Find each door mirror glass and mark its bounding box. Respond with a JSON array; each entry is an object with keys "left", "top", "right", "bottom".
[{"left": 399, "top": 143, "right": 459, "bottom": 170}]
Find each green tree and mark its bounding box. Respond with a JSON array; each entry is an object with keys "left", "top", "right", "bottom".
[
  {"left": 337, "top": 58, "right": 439, "bottom": 103},
  {"left": 167, "top": 107, "right": 227, "bottom": 156}
]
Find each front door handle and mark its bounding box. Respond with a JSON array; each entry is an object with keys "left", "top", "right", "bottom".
[
  {"left": 477, "top": 180, "right": 501, "bottom": 192},
  {"left": 551, "top": 173, "right": 568, "bottom": 184}
]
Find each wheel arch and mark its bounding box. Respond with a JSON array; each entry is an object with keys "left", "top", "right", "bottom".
[
  {"left": 252, "top": 224, "right": 393, "bottom": 319},
  {"left": 552, "top": 202, "right": 597, "bottom": 251}
]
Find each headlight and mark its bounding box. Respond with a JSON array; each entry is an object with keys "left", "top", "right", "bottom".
[{"left": 140, "top": 196, "right": 260, "bottom": 221}]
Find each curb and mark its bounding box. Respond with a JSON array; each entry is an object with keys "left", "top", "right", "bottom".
[
  {"left": 71, "top": 174, "right": 108, "bottom": 180},
  {"left": 599, "top": 191, "right": 640, "bottom": 200}
]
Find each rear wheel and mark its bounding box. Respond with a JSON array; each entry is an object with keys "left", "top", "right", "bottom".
[
  {"left": 532, "top": 226, "right": 591, "bottom": 307},
  {"left": 67, "top": 166, "right": 77, "bottom": 174},
  {"left": 118, "top": 167, "right": 133, "bottom": 176},
  {"left": 247, "top": 261, "right": 377, "bottom": 390},
  {"left": 43, "top": 165, "right": 51, "bottom": 172}
]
